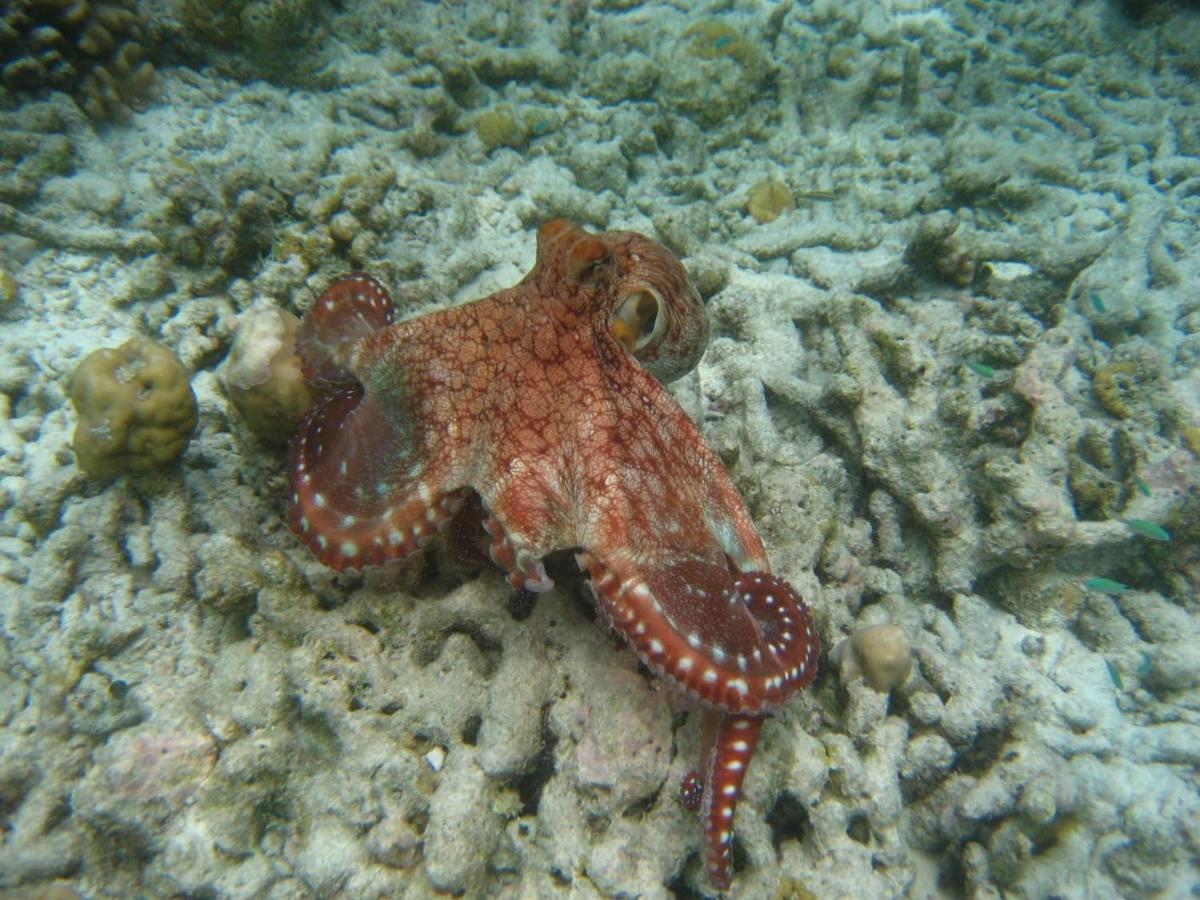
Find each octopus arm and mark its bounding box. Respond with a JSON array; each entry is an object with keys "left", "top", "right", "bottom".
[
  {"left": 567, "top": 363, "right": 818, "bottom": 710},
  {"left": 698, "top": 451, "right": 771, "bottom": 572},
  {"left": 577, "top": 546, "right": 819, "bottom": 714},
  {"left": 599, "top": 358, "right": 768, "bottom": 571},
  {"left": 287, "top": 275, "right": 470, "bottom": 572},
  {"left": 474, "top": 456, "right": 574, "bottom": 593}
]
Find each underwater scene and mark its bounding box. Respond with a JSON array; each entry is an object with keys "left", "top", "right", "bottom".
[{"left": 1, "top": 0, "right": 1199, "bottom": 897}]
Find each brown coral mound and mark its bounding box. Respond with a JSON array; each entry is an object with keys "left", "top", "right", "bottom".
[
  {"left": 0, "top": 0, "right": 157, "bottom": 122},
  {"left": 70, "top": 336, "right": 198, "bottom": 481}
]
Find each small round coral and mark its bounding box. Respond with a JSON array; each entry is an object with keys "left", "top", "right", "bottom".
[
  {"left": 746, "top": 179, "right": 795, "bottom": 224},
  {"left": 831, "top": 623, "right": 913, "bottom": 693},
  {"left": 221, "top": 304, "right": 311, "bottom": 444},
  {"left": 474, "top": 106, "right": 526, "bottom": 152},
  {"left": 70, "top": 337, "right": 197, "bottom": 481}
]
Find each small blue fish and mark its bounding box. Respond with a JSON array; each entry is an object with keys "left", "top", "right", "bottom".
[
  {"left": 1084, "top": 577, "right": 1129, "bottom": 595},
  {"left": 1090, "top": 292, "right": 1106, "bottom": 313},
  {"left": 1133, "top": 474, "right": 1151, "bottom": 497},
  {"left": 1105, "top": 659, "right": 1124, "bottom": 689},
  {"left": 1125, "top": 518, "right": 1170, "bottom": 541},
  {"left": 966, "top": 361, "right": 995, "bottom": 378}
]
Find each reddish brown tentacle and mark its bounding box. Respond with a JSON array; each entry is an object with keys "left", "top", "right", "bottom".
[
  {"left": 297, "top": 272, "right": 394, "bottom": 383},
  {"left": 582, "top": 560, "right": 819, "bottom": 714},
  {"left": 288, "top": 274, "right": 465, "bottom": 572},
  {"left": 695, "top": 712, "right": 763, "bottom": 891}
]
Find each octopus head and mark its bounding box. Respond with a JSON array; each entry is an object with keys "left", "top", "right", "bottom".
[
  {"left": 535, "top": 219, "right": 710, "bottom": 384},
  {"left": 605, "top": 229, "right": 709, "bottom": 383}
]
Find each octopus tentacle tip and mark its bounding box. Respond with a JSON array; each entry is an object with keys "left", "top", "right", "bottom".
[{"left": 298, "top": 272, "right": 396, "bottom": 383}]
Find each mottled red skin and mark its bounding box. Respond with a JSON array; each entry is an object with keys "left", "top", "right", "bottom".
[{"left": 287, "top": 220, "right": 819, "bottom": 891}]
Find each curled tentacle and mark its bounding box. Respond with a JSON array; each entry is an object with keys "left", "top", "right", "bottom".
[
  {"left": 581, "top": 550, "right": 819, "bottom": 890},
  {"left": 297, "top": 272, "right": 394, "bottom": 383},
  {"left": 580, "top": 556, "right": 819, "bottom": 714},
  {"left": 288, "top": 274, "right": 466, "bottom": 572}
]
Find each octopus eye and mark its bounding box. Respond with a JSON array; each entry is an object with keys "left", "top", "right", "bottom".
[{"left": 611, "top": 288, "right": 664, "bottom": 353}]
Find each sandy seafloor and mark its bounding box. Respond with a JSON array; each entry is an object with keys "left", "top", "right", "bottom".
[{"left": 2, "top": 0, "right": 1200, "bottom": 897}]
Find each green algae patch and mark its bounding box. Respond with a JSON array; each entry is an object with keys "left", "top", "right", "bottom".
[
  {"left": 681, "top": 19, "right": 761, "bottom": 71},
  {"left": 746, "top": 179, "right": 795, "bottom": 224},
  {"left": 1093, "top": 360, "right": 1141, "bottom": 419}
]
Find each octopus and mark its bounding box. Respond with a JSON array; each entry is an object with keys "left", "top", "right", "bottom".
[{"left": 287, "top": 219, "right": 820, "bottom": 890}]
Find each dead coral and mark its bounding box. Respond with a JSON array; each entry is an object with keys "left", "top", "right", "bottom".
[
  {"left": 905, "top": 212, "right": 976, "bottom": 287},
  {"left": 0, "top": 0, "right": 157, "bottom": 122},
  {"left": 151, "top": 163, "right": 287, "bottom": 285},
  {"left": 1092, "top": 360, "right": 1139, "bottom": 419},
  {"left": 0, "top": 101, "right": 76, "bottom": 203},
  {"left": 178, "top": 0, "right": 319, "bottom": 76},
  {"left": 662, "top": 17, "right": 764, "bottom": 125},
  {"left": 0, "top": 199, "right": 159, "bottom": 254},
  {"left": 222, "top": 305, "right": 311, "bottom": 445}
]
